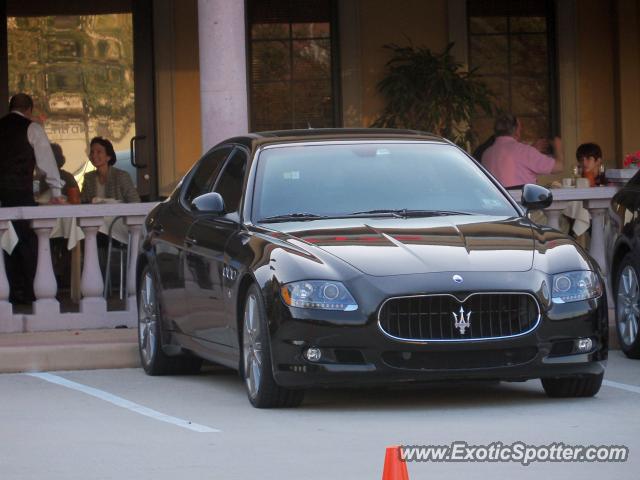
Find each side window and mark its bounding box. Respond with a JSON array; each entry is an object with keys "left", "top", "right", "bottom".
[
  {"left": 214, "top": 148, "right": 248, "bottom": 214},
  {"left": 183, "top": 146, "right": 233, "bottom": 207}
]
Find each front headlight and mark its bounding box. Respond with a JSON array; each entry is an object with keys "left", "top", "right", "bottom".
[
  {"left": 551, "top": 271, "right": 602, "bottom": 304},
  {"left": 280, "top": 280, "right": 358, "bottom": 311}
]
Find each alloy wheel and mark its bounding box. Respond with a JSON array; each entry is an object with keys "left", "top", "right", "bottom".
[
  {"left": 617, "top": 265, "right": 640, "bottom": 346},
  {"left": 243, "top": 293, "right": 263, "bottom": 399},
  {"left": 138, "top": 271, "right": 158, "bottom": 365}
]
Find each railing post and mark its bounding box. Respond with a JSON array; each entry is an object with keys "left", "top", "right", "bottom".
[
  {"left": 544, "top": 208, "right": 563, "bottom": 230},
  {"left": 125, "top": 216, "right": 146, "bottom": 313},
  {"left": 79, "top": 217, "right": 106, "bottom": 314},
  {"left": 31, "top": 218, "right": 60, "bottom": 315},
  {"left": 0, "top": 220, "right": 18, "bottom": 331},
  {"left": 587, "top": 199, "right": 610, "bottom": 275}
]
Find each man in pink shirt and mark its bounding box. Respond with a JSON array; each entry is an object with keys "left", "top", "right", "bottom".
[{"left": 482, "top": 113, "right": 564, "bottom": 188}]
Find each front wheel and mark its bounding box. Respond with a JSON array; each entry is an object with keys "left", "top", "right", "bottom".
[
  {"left": 614, "top": 253, "right": 640, "bottom": 358},
  {"left": 541, "top": 372, "right": 603, "bottom": 398},
  {"left": 242, "top": 284, "right": 304, "bottom": 408}
]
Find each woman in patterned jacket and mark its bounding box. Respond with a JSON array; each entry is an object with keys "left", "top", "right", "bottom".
[{"left": 81, "top": 136, "right": 140, "bottom": 204}]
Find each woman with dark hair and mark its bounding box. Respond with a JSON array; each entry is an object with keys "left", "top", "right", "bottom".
[{"left": 80, "top": 136, "right": 140, "bottom": 203}]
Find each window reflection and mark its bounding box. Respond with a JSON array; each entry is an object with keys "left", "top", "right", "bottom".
[{"left": 7, "top": 14, "right": 135, "bottom": 188}]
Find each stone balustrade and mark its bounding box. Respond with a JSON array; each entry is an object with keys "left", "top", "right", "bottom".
[
  {"left": 0, "top": 188, "right": 621, "bottom": 334},
  {"left": 0, "top": 203, "right": 157, "bottom": 333},
  {"left": 509, "top": 186, "right": 619, "bottom": 275}
]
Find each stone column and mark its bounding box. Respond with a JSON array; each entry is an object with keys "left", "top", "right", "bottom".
[
  {"left": 198, "top": 0, "right": 249, "bottom": 152},
  {"left": 125, "top": 216, "right": 146, "bottom": 313},
  {"left": 79, "top": 217, "right": 106, "bottom": 314},
  {"left": 31, "top": 219, "right": 59, "bottom": 315},
  {"left": 587, "top": 199, "right": 610, "bottom": 275},
  {"left": 0, "top": 220, "right": 19, "bottom": 332},
  {"left": 543, "top": 204, "right": 566, "bottom": 231}
]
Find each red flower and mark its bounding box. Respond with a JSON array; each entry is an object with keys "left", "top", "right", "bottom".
[{"left": 624, "top": 151, "right": 640, "bottom": 167}]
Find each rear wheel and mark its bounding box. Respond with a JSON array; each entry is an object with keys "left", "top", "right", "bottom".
[
  {"left": 242, "top": 284, "right": 304, "bottom": 408},
  {"left": 541, "top": 372, "right": 603, "bottom": 398},
  {"left": 138, "top": 264, "right": 202, "bottom": 375},
  {"left": 614, "top": 253, "right": 640, "bottom": 358}
]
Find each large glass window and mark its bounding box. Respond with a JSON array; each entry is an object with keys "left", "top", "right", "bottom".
[
  {"left": 7, "top": 14, "right": 135, "bottom": 187},
  {"left": 247, "top": 0, "right": 337, "bottom": 131},
  {"left": 467, "top": 0, "right": 556, "bottom": 146}
]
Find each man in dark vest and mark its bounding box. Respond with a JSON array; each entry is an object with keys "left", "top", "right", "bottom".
[{"left": 0, "top": 93, "right": 65, "bottom": 304}]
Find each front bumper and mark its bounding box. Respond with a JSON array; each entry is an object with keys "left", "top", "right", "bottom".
[{"left": 268, "top": 292, "right": 608, "bottom": 389}]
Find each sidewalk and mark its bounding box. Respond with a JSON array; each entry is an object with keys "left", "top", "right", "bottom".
[{"left": 0, "top": 328, "right": 139, "bottom": 373}]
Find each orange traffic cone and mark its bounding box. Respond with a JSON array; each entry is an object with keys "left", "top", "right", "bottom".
[{"left": 381, "top": 445, "right": 410, "bottom": 480}]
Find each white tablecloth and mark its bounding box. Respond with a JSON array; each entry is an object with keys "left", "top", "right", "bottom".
[
  {"left": 563, "top": 200, "right": 591, "bottom": 236},
  {"left": 1, "top": 216, "right": 129, "bottom": 254}
]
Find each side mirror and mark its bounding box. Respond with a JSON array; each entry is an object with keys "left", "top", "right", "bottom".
[
  {"left": 520, "top": 184, "right": 553, "bottom": 211},
  {"left": 191, "top": 192, "right": 225, "bottom": 215}
]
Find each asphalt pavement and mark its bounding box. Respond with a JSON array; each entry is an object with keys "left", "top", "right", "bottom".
[{"left": 0, "top": 351, "right": 637, "bottom": 480}]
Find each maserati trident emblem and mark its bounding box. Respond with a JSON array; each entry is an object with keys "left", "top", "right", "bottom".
[{"left": 452, "top": 306, "right": 471, "bottom": 334}]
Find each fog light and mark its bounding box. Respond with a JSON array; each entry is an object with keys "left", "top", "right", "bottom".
[
  {"left": 576, "top": 338, "right": 593, "bottom": 353},
  {"left": 304, "top": 347, "right": 322, "bottom": 362}
]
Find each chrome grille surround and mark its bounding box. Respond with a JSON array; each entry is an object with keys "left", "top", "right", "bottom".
[{"left": 377, "top": 292, "right": 541, "bottom": 343}]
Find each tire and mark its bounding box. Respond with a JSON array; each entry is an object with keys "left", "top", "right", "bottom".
[
  {"left": 614, "top": 253, "right": 640, "bottom": 358},
  {"left": 138, "top": 264, "right": 202, "bottom": 375},
  {"left": 242, "top": 284, "right": 304, "bottom": 408},
  {"left": 541, "top": 372, "right": 603, "bottom": 398}
]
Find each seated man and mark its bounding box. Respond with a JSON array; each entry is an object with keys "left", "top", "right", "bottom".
[{"left": 482, "top": 113, "right": 564, "bottom": 189}]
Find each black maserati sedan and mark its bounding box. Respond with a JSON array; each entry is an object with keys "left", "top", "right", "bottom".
[
  {"left": 137, "top": 129, "right": 608, "bottom": 408},
  {"left": 606, "top": 171, "right": 640, "bottom": 358}
]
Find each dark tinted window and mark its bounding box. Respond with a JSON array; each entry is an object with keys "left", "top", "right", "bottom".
[
  {"left": 214, "top": 149, "right": 248, "bottom": 214},
  {"left": 247, "top": 0, "right": 336, "bottom": 131},
  {"left": 468, "top": 0, "right": 557, "bottom": 148},
  {"left": 183, "top": 146, "right": 232, "bottom": 207}
]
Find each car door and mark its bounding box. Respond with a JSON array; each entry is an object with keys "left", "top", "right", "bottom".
[
  {"left": 184, "top": 147, "right": 249, "bottom": 346},
  {"left": 168, "top": 145, "right": 232, "bottom": 335}
]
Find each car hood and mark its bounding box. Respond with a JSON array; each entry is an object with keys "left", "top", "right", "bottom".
[{"left": 267, "top": 216, "right": 535, "bottom": 276}]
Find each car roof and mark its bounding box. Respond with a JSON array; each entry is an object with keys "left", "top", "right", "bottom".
[{"left": 220, "top": 128, "right": 450, "bottom": 150}]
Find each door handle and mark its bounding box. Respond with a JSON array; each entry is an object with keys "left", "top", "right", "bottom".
[{"left": 130, "top": 135, "right": 148, "bottom": 168}]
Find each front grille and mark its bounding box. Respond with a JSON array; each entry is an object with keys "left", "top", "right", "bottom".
[{"left": 378, "top": 293, "right": 539, "bottom": 341}]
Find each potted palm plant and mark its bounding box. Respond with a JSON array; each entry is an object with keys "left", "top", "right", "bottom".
[{"left": 372, "top": 42, "right": 494, "bottom": 149}]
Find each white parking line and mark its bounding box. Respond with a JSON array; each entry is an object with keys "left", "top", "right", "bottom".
[
  {"left": 26, "top": 372, "right": 220, "bottom": 433},
  {"left": 603, "top": 379, "right": 640, "bottom": 395}
]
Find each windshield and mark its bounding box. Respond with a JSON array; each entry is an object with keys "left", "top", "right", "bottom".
[{"left": 252, "top": 142, "right": 517, "bottom": 221}]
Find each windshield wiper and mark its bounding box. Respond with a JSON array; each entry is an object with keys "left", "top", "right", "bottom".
[
  {"left": 258, "top": 212, "right": 329, "bottom": 223},
  {"left": 347, "top": 209, "right": 472, "bottom": 218}
]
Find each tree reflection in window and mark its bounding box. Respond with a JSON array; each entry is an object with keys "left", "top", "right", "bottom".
[{"left": 7, "top": 14, "right": 134, "bottom": 182}]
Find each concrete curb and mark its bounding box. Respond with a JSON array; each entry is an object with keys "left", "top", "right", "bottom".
[{"left": 0, "top": 329, "right": 140, "bottom": 373}]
